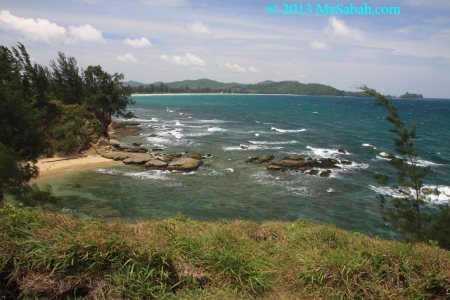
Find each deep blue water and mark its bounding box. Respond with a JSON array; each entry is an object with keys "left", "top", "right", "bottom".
[{"left": 45, "top": 95, "right": 450, "bottom": 238}]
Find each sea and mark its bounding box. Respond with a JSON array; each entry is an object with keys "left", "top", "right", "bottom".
[{"left": 44, "top": 94, "right": 450, "bottom": 239}]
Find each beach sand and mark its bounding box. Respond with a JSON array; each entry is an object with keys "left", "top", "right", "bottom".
[{"left": 33, "top": 155, "right": 119, "bottom": 183}]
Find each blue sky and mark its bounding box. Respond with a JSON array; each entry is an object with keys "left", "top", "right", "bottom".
[{"left": 1, "top": 0, "right": 449, "bottom": 97}]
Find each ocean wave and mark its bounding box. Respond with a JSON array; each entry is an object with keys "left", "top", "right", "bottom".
[
  {"left": 362, "top": 143, "right": 377, "bottom": 149},
  {"left": 95, "top": 168, "right": 122, "bottom": 175},
  {"left": 369, "top": 185, "right": 450, "bottom": 204},
  {"left": 249, "top": 140, "right": 298, "bottom": 145},
  {"left": 207, "top": 127, "right": 227, "bottom": 132},
  {"left": 375, "top": 152, "right": 442, "bottom": 167},
  {"left": 305, "top": 146, "right": 350, "bottom": 158},
  {"left": 271, "top": 127, "right": 307, "bottom": 133},
  {"left": 196, "top": 119, "right": 229, "bottom": 124},
  {"left": 223, "top": 145, "right": 263, "bottom": 151},
  {"left": 174, "top": 120, "right": 184, "bottom": 126},
  {"left": 123, "top": 170, "right": 171, "bottom": 180}
]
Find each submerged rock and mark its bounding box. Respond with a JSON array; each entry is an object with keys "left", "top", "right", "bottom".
[
  {"left": 320, "top": 170, "right": 332, "bottom": 177},
  {"left": 246, "top": 155, "right": 275, "bottom": 164}
]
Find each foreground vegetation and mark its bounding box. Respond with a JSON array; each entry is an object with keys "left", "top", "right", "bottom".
[{"left": 0, "top": 204, "right": 448, "bottom": 299}]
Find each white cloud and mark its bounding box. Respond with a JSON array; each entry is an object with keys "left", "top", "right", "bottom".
[
  {"left": 117, "top": 53, "right": 138, "bottom": 63},
  {"left": 160, "top": 53, "right": 206, "bottom": 66},
  {"left": 0, "top": 10, "right": 67, "bottom": 43},
  {"left": 309, "top": 41, "right": 329, "bottom": 50},
  {"left": 140, "top": 0, "right": 188, "bottom": 6},
  {"left": 326, "top": 17, "right": 364, "bottom": 41},
  {"left": 0, "top": 10, "right": 104, "bottom": 44},
  {"left": 188, "top": 21, "right": 211, "bottom": 35},
  {"left": 124, "top": 37, "right": 152, "bottom": 47},
  {"left": 68, "top": 24, "right": 105, "bottom": 43},
  {"left": 220, "top": 63, "right": 258, "bottom": 73}
]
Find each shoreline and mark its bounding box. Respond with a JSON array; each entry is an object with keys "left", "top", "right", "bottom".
[{"left": 33, "top": 155, "right": 120, "bottom": 184}]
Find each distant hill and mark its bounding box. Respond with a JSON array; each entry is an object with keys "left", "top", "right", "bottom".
[{"left": 125, "top": 78, "right": 365, "bottom": 97}]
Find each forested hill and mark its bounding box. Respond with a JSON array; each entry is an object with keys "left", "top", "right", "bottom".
[{"left": 127, "top": 79, "right": 365, "bottom": 96}]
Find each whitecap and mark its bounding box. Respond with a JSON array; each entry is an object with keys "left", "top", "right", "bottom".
[
  {"left": 123, "top": 170, "right": 170, "bottom": 180},
  {"left": 369, "top": 184, "right": 450, "bottom": 204},
  {"left": 95, "top": 168, "right": 122, "bottom": 175},
  {"left": 362, "top": 143, "right": 377, "bottom": 149},
  {"left": 174, "top": 120, "right": 184, "bottom": 126},
  {"left": 249, "top": 140, "right": 298, "bottom": 145},
  {"left": 271, "top": 127, "right": 307, "bottom": 133},
  {"left": 327, "top": 188, "right": 335, "bottom": 193},
  {"left": 312, "top": 112, "right": 319, "bottom": 114},
  {"left": 170, "top": 129, "right": 183, "bottom": 139},
  {"left": 305, "top": 146, "right": 350, "bottom": 158},
  {"left": 207, "top": 127, "right": 227, "bottom": 132},
  {"left": 224, "top": 168, "right": 234, "bottom": 173},
  {"left": 254, "top": 133, "right": 260, "bottom": 137}
]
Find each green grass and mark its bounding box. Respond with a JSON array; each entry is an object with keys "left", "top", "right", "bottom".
[{"left": 0, "top": 204, "right": 449, "bottom": 299}]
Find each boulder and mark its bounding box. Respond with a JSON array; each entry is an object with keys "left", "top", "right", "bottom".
[
  {"left": 246, "top": 155, "right": 275, "bottom": 164},
  {"left": 271, "top": 159, "right": 308, "bottom": 169},
  {"left": 320, "top": 170, "right": 332, "bottom": 177},
  {"left": 145, "top": 159, "right": 168, "bottom": 169},
  {"left": 121, "top": 147, "right": 148, "bottom": 153},
  {"left": 123, "top": 153, "right": 152, "bottom": 165},
  {"left": 109, "top": 139, "right": 121, "bottom": 147},
  {"left": 308, "top": 169, "right": 320, "bottom": 176},
  {"left": 267, "top": 164, "right": 284, "bottom": 171},
  {"left": 161, "top": 152, "right": 182, "bottom": 163},
  {"left": 132, "top": 142, "right": 143, "bottom": 147},
  {"left": 340, "top": 160, "right": 352, "bottom": 165},
  {"left": 102, "top": 151, "right": 131, "bottom": 161},
  {"left": 282, "top": 155, "right": 304, "bottom": 161},
  {"left": 167, "top": 157, "right": 203, "bottom": 171},
  {"left": 187, "top": 152, "right": 206, "bottom": 160},
  {"left": 338, "top": 148, "right": 347, "bottom": 154}
]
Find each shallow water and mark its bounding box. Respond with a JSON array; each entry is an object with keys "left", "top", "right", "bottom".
[{"left": 41, "top": 95, "right": 450, "bottom": 238}]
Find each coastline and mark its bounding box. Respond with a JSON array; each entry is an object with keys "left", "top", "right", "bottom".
[{"left": 33, "top": 155, "right": 120, "bottom": 184}]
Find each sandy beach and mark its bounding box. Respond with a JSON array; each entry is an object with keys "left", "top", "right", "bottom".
[{"left": 33, "top": 155, "right": 119, "bottom": 183}]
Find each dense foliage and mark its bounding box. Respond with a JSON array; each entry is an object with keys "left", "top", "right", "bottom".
[
  {"left": 0, "top": 43, "right": 133, "bottom": 200},
  {"left": 363, "top": 86, "right": 450, "bottom": 249},
  {"left": 130, "top": 78, "right": 365, "bottom": 96}
]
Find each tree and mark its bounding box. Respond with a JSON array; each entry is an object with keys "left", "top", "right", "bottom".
[
  {"left": 363, "top": 86, "right": 449, "bottom": 248},
  {"left": 83, "top": 65, "right": 134, "bottom": 134},
  {"left": 50, "top": 52, "right": 84, "bottom": 104}
]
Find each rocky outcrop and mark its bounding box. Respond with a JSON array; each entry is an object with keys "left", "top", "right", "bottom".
[
  {"left": 267, "top": 156, "right": 341, "bottom": 171},
  {"left": 246, "top": 155, "right": 275, "bottom": 164},
  {"left": 145, "top": 159, "right": 168, "bottom": 169},
  {"left": 167, "top": 157, "right": 203, "bottom": 172},
  {"left": 123, "top": 153, "right": 153, "bottom": 165},
  {"left": 108, "top": 121, "right": 142, "bottom": 137}
]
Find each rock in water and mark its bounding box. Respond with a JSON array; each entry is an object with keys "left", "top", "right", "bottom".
[
  {"left": 246, "top": 155, "right": 275, "bottom": 164},
  {"left": 145, "top": 159, "right": 168, "bottom": 169},
  {"left": 167, "top": 158, "right": 203, "bottom": 171},
  {"left": 122, "top": 153, "right": 152, "bottom": 165},
  {"left": 102, "top": 151, "right": 131, "bottom": 161}
]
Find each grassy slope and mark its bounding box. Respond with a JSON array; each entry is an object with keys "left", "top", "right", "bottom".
[{"left": 0, "top": 204, "right": 449, "bottom": 299}]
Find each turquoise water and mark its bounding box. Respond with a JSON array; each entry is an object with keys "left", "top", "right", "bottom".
[{"left": 46, "top": 95, "right": 450, "bottom": 238}]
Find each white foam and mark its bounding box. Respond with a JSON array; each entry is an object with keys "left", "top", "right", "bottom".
[
  {"left": 223, "top": 145, "right": 262, "bottom": 151},
  {"left": 362, "top": 143, "right": 377, "bottom": 149},
  {"left": 327, "top": 188, "right": 335, "bottom": 193},
  {"left": 305, "top": 146, "right": 350, "bottom": 158},
  {"left": 224, "top": 168, "right": 234, "bottom": 173},
  {"left": 174, "top": 120, "right": 184, "bottom": 126},
  {"left": 123, "top": 117, "right": 159, "bottom": 123},
  {"left": 196, "top": 119, "right": 228, "bottom": 124},
  {"left": 170, "top": 129, "right": 183, "bottom": 139},
  {"left": 248, "top": 140, "right": 298, "bottom": 145},
  {"left": 271, "top": 127, "right": 307, "bottom": 133},
  {"left": 123, "top": 170, "right": 170, "bottom": 180},
  {"left": 95, "top": 168, "right": 121, "bottom": 175},
  {"left": 207, "top": 127, "right": 227, "bottom": 132},
  {"left": 375, "top": 153, "right": 442, "bottom": 167},
  {"left": 254, "top": 133, "right": 260, "bottom": 137},
  {"left": 312, "top": 112, "right": 319, "bottom": 114},
  {"left": 369, "top": 184, "right": 450, "bottom": 204}
]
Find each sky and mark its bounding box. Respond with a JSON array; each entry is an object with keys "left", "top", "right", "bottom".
[{"left": 0, "top": 0, "right": 449, "bottom": 97}]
